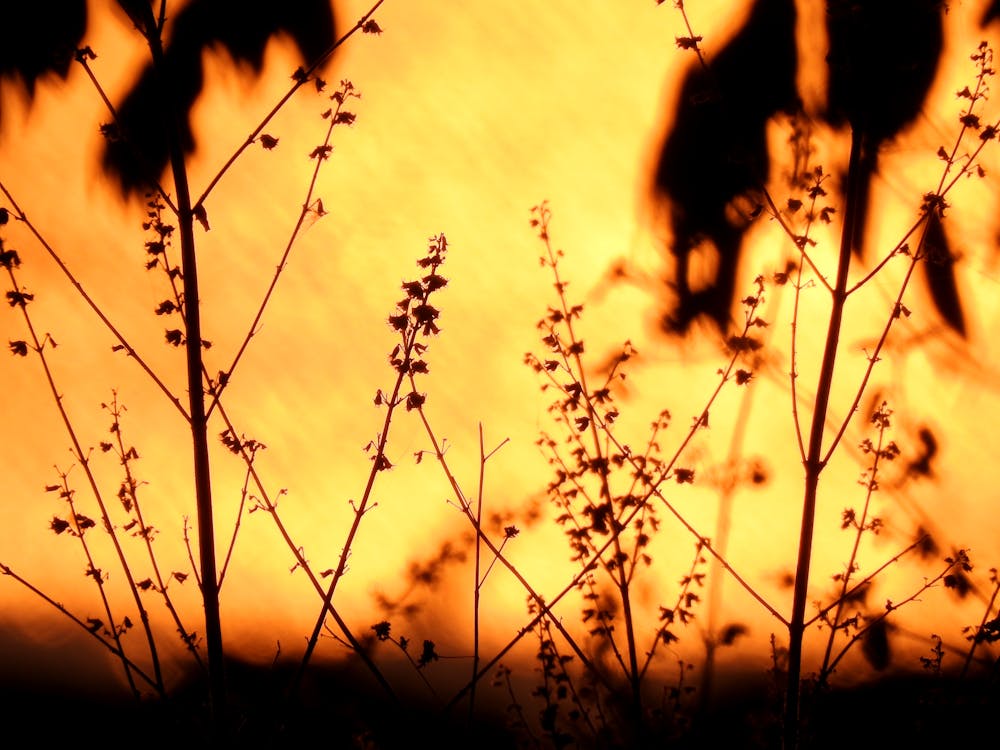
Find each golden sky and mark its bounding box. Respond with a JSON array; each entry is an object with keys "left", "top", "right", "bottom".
[{"left": 2, "top": 0, "right": 1000, "bottom": 704}]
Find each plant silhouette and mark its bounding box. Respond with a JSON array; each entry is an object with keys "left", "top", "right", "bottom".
[
  {"left": 824, "top": 0, "right": 962, "bottom": 333},
  {"left": 653, "top": 0, "right": 799, "bottom": 333},
  {"left": 653, "top": 0, "right": 969, "bottom": 335},
  {"left": 2, "top": 1, "right": 999, "bottom": 745},
  {"left": 0, "top": 1, "right": 87, "bottom": 124},
  {"left": 103, "top": 0, "right": 337, "bottom": 196},
  {"left": 0, "top": 0, "right": 337, "bottom": 197}
]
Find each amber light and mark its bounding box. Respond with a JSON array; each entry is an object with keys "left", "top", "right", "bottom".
[{"left": 1, "top": 1, "right": 999, "bottom": 744}]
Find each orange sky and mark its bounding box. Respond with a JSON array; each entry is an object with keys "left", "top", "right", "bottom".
[{"left": 2, "top": 0, "right": 1000, "bottom": 705}]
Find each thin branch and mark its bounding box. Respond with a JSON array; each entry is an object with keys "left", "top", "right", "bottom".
[
  {"left": 0, "top": 182, "right": 188, "bottom": 421},
  {"left": 194, "top": 0, "right": 387, "bottom": 207},
  {"left": 0, "top": 562, "right": 160, "bottom": 691},
  {"left": 206, "top": 81, "right": 359, "bottom": 417}
]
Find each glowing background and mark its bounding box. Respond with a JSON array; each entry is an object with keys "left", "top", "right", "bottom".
[{"left": 1, "top": 0, "right": 999, "bottom": 705}]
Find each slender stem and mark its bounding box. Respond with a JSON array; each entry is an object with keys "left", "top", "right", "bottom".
[
  {"left": 530, "top": 270, "right": 786, "bottom": 624},
  {"left": 784, "top": 127, "right": 864, "bottom": 749},
  {"left": 194, "top": 0, "right": 387, "bottom": 208},
  {"left": 212, "top": 396, "right": 398, "bottom": 701},
  {"left": 761, "top": 188, "right": 832, "bottom": 294},
  {"left": 414, "top": 398, "right": 615, "bottom": 709},
  {"left": 821, "top": 246, "right": 923, "bottom": 467},
  {"left": 824, "top": 555, "right": 963, "bottom": 679},
  {"left": 469, "top": 424, "right": 486, "bottom": 723},
  {"left": 818, "top": 409, "right": 888, "bottom": 682},
  {"left": 136, "top": 4, "right": 225, "bottom": 721},
  {"left": 59, "top": 469, "right": 141, "bottom": 699},
  {"left": 295, "top": 238, "right": 452, "bottom": 691},
  {"left": 108, "top": 395, "right": 203, "bottom": 670},
  {"left": 804, "top": 534, "right": 928, "bottom": 630},
  {"left": 75, "top": 55, "right": 178, "bottom": 213},
  {"left": 295, "top": 319, "right": 410, "bottom": 676},
  {"left": 2, "top": 257, "right": 165, "bottom": 695},
  {"left": 0, "top": 182, "right": 188, "bottom": 421},
  {"left": 206, "top": 83, "right": 357, "bottom": 417},
  {"left": 0, "top": 563, "right": 159, "bottom": 690},
  {"left": 960, "top": 574, "right": 1000, "bottom": 680}
]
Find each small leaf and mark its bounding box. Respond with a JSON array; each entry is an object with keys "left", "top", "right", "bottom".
[
  {"left": 193, "top": 204, "right": 210, "bottom": 231},
  {"left": 417, "top": 640, "right": 439, "bottom": 667},
  {"left": 0, "top": 248, "right": 20, "bottom": 268},
  {"left": 6, "top": 290, "right": 34, "bottom": 308},
  {"left": 675, "top": 35, "right": 703, "bottom": 50},
  {"left": 674, "top": 468, "right": 695, "bottom": 484},
  {"left": 960, "top": 113, "right": 981, "bottom": 129},
  {"left": 259, "top": 134, "right": 279, "bottom": 150},
  {"left": 309, "top": 145, "right": 333, "bottom": 160}
]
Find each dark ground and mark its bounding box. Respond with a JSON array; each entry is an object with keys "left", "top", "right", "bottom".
[{"left": 2, "top": 657, "right": 997, "bottom": 748}]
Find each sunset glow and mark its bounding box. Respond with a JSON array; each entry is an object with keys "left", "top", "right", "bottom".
[{"left": 2, "top": 0, "right": 1000, "bottom": 745}]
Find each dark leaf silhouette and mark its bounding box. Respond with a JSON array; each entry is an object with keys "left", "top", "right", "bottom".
[
  {"left": 652, "top": 0, "right": 799, "bottom": 332},
  {"left": 907, "top": 427, "right": 938, "bottom": 480},
  {"left": 650, "top": 0, "right": 966, "bottom": 336},
  {"left": 0, "top": 2, "right": 87, "bottom": 125},
  {"left": 417, "top": 639, "right": 439, "bottom": 668},
  {"left": 6, "top": 290, "right": 34, "bottom": 308},
  {"left": 825, "top": 1, "right": 964, "bottom": 335},
  {"left": 193, "top": 204, "right": 210, "bottom": 231},
  {"left": 982, "top": 0, "right": 1000, "bottom": 26},
  {"left": 101, "top": 0, "right": 337, "bottom": 196},
  {"left": 0, "top": 248, "right": 21, "bottom": 268},
  {"left": 920, "top": 208, "right": 965, "bottom": 336},
  {"left": 861, "top": 617, "right": 891, "bottom": 671},
  {"left": 826, "top": 0, "right": 945, "bottom": 254}
]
